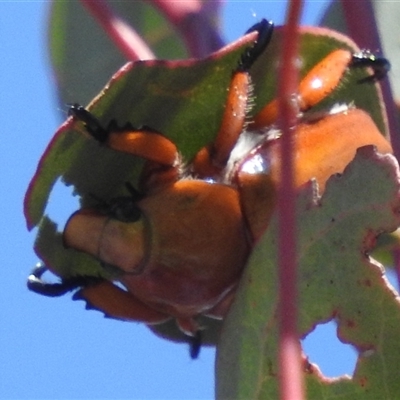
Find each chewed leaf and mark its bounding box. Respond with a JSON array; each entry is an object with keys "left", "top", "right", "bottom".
[
  {"left": 25, "top": 26, "right": 389, "bottom": 282},
  {"left": 372, "top": 229, "right": 400, "bottom": 266},
  {"left": 217, "top": 146, "right": 400, "bottom": 399}
]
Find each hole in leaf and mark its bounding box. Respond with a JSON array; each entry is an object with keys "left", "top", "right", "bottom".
[
  {"left": 44, "top": 178, "right": 80, "bottom": 228},
  {"left": 302, "top": 319, "right": 358, "bottom": 378},
  {"left": 384, "top": 268, "right": 399, "bottom": 294}
]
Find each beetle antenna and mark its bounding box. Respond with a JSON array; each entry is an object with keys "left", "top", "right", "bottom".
[
  {"left": 238, "top": 19, "right": 274, "bottom": 72},
  {"left": 68, "top": 103, "right": 109, "bottom": 143},
  {"left": 27, "top": 264, "right": 101, "bottom": 297}
]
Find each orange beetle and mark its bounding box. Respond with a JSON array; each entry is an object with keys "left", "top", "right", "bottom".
[{"left": 28, "top": 20, "right": 392, "bottom": 357}]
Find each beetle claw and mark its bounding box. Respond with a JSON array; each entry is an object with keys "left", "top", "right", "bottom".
[
  {"left": 27, "top": 264, "right": 101, "bottom": 297},
  {"left": 176, "top": 317, "right": 203, "bottom": 358},
  {"left": 351, "top": 50, "right": 391, "bottom": 82},
  {"left": 68, "top": 103, "right": 110, "bottom": 143},
  {"left": 187, "top": 330, "right": 202, "bottom": 359},
  {"left": 71, "top": 289, "right": 86, "bottom": 302},
  {"left": 239, "top": 19, "right": 274, "bottom": 71}
]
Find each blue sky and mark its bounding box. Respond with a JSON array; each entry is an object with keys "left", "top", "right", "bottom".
[{"left": 0, "top": 1, "right": 370, "bottom": 399}]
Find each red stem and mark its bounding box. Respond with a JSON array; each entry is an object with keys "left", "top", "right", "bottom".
[
  {"left": 151, "top": 0, "right": 202, "bottom": 23},
  {"left": 80, "top": 0, "right": 155, "bottom": 61},
  {"left": 277, "top": 1, "right": 304, "bottom": 399},
  {"left": 152, "top": 0, "right": 225, "bottom": 57},
  {"left": 340, "top": 0, "right": 400, "bottom": 300}
]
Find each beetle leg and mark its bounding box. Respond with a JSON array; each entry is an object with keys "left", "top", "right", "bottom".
[
  {"left": 250, "top": 49, "right": 390, "bottom": 129},
  {"left": 27, "top": 264, "right": 101, "bottom": 297},
  {"left": 78, "top": 281, "right": 204, "bottom": 359},
  {"left": 106, "top": 129, "right": 178, "bottom": 167},
  {"left": 351, "top": 50, "right": 390, "bottom": 82},
  {"left": 30, "top": 264, "right": 200, "bottom": 357},
  {"left": 193, "top": 19, "right": 274, "bottom": 177},
  {"left": 239, "top": 19, "right": 275, "bottom": 72},
  {"left": 68, "top": 103, "right": 109, "bottom": 142},
  {"left": 74, "top": 280, "right": 171, "bottom": 324},
  {"left": 30, "top": 263, "right": 171, "bottom": 323},
  {"left": 188, "top": 330, "right": 202, "bottom": 359},
  {"left": 251, "top": 49, "right": 353, "bottom": 128},
  {"left": 69, "top": 104, "right": 178, "bottom": 167},
  {"left": 176, "top": 317, "right": 203, "bottom": 358}
]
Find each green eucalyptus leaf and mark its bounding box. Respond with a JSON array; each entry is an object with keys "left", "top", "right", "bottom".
[{"left": 217, "top": 147, "right": 400, "bottom": 399}]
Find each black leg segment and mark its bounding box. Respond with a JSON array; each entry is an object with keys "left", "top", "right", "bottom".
[
  {"left": 351, "top": 50, "right": 390, "bottom": 82},
  {"left": 68, "top": 103, "right": 109, "bottom": 143},
  {"left": 238, "top": 19, "right": 274, "bottom": 72},
  {"left": 27, "top": 264, "right": 100, "bottom": 297}
]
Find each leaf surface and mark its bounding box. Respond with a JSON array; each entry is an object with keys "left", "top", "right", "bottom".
[{"left": 217, "top": 147, "right": 400, "bottom": 399}]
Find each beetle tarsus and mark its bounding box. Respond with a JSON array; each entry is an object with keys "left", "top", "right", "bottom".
[
  {"left": 238, "top": 19, "right": 274, "bottom": 72},
  {"left": 68, "top": 104, "right": 161, "bottom": 148},
  {"left": 188, "top": 330, "right": 202, "bottom": 359},
  {"left": 27, "top": 264, "right": 100, "bottom": 297},
  {"left": 351, "top": 50, "right": 390, "bottom": 82},
  {"left": 68, "top": 103, "right": 110, "bottom": 142}
]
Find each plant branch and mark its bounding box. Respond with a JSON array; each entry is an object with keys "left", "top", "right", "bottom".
[
  {"left": 80, "top": 0, "right": 155, "bottom": 61},
  {"left": 152, "top": 0, "right": 225, "bottom": 57},
  {"left": 277, "top": 0, "right": 305, "bottom": 399}
]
